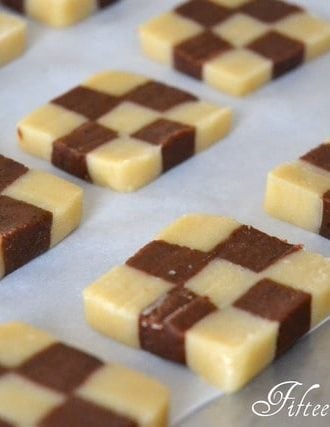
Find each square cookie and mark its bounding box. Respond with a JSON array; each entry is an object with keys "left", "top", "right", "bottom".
[
  {"left": 265, "top": 141, "right": 330, "bottom": 239},
  {"left": 84, "top": 214, "right": 330, "bottom": 392},
  {"left": 0, "top": 154, "right": 82, "bottom": 279},
  {"left": 1, "top": 0, "right": 119, "bottom": 27},
  {"left": 0, "top": 13, "right": 26, "bottom": 66},
  {"left": 140, "top": 0, "right": 330, "bottom": 96},
  {"left": 0, "top": 322, "right": 169, "bottom": 426},
  {"left": 18, "top": 71, "right": 232, "bottom": 192}
]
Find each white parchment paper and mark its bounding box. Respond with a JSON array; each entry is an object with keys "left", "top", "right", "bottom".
[{"left": 0, "top": 1, "right": 329, "bottom": 425}]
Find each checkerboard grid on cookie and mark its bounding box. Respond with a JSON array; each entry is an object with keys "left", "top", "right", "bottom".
[
  {"left": 18, "top": 71, "right": 232, "bottom": 192},
  {"left": 265, "top": 142, "right": 330, "bottom": 239},
  {"left": 139, "top": 0, "right": 330, "bottom": 96},
  {"left": 0, "top": 155, "right": 82, "bottom": 279},
  {"left": 1, "top": 0, "right": 118, "bottom": 27},
  {"left": 0, "top": 323, "right": 169, "bottom": 427},
  {"left": 84, "top": 214, "right": 330, "bottom": 392},
  {"left": 0, "top": 12, "right": 26, "bottom": 66}
]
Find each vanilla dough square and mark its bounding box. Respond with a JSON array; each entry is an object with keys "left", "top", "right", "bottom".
[
  {"left": 0, "top": 13, "right": 26, "bottom": 66},
  {"left": 2, "top": 0, "right": 120, "bottom": 27}
]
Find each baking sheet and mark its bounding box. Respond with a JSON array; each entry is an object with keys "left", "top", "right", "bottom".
[{"left": 0, "top": 0, "right": 329, "bottom": 425}]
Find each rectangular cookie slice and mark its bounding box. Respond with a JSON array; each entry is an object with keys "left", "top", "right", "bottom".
[
  {"left": 18, "top": 71, "right": 232, "bottom": 192},
  {"left": 1, "top": 0, "right": 119, "bottom": 27},
  {"left": 139, "top": 0, "right": 330, "bottom": 96},
  {"left": 0, "top": 154, "right": 83, "bottom": 279},
  {"left": 0, "top": 322, "right": 169, "bottom": 427},
  {"left": 84, "top": 214, "right": 330, "bottom": 392},
  {"left": 265, "top": 141, "right": 330, "bottom": 239},
  {"left": 0, "top": 13, "right": 26, "bottom": 66}
]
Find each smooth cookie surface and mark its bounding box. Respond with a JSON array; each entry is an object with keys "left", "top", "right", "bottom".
[
  {"left": 0, "top": 12, "right": 26, "bottom": 66},
  {"left": 84, "top": 214, "right": 330, "bottom": 392},
  {"left": 265, "top": 141, "right": 330, "bottom": 239},
  {"left": 1, "top": 0, "right": 119, "bottom": 27},
  {"left": 140, "top": 0, "right": 330, "bottom": 95},
  {"left": 0, "top": 154, "right": 83, "bottom": 279},
  {"left": 0, "top": 323, "right": 169, "bottom": 426},
  {"left": 18, "top": 71, "right": 232, "bottom": 192}
]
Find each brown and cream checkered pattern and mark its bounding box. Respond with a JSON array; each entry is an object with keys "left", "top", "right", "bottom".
[
  {"left": 0, "top": 323, "right": 168, "bottom": 426},
  {"left": 140, "top": 0, "right": 330, "bottom": 95},
  {"left": 18, "top": 71, "right": 232, "bottom": 192},
  {"left": 0, "top": 155, "right": 82, "bottom": 280},
  {"left": 84, "top": 214, "right": 330, "bottom": 392}
]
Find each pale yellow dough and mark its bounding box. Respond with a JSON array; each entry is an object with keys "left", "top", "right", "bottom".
[
  {"left": 85, "top": 71, "right": 149, "bottom": 96},
  {"left": 79, "top": 365, "right": 169, "bottom": 427},
  {"left": 25, "top": 0, "right": 97, "bottom": 27},
  {"left": 204, "top": 49, "right": 272, "bottom": 96},
  {"left": 186, "top": 307, "right": 278, "bottom": 393},
  {"left": 0, "top": 374, "right": 64, "bottom": 426},
  {"left": 87, "top": 137, "right": 162, "bottom": 192},
  {"left": 0, "top": 13, "right": 26, "bottom": 66},
  {"left": 157, "top": 214, "right": 240, "bottom": 251},
  {"left": 213, "top": 13, "right": 269, "bottom": 47},
  {"left": 186, "top": 259, "right": 259, "bottom": 309},
  {"left": 265, "top": 161, "right": 330, "bottom": 234}
]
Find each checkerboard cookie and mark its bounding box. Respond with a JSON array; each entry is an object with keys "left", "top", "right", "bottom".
[
  {"left": 140, "top": 0, "right": 330, "bottom": 96},
  {"left": 0, "top": 155, "right": 82, "bottom": 279},
  {"left": 1, "top": 0, "right": 119, "bottom": 27},
  {"left": 265, "top": 142, "right": 330, "bottom": 239},
  {"left": 0, "top": 322, "right": 169, "bottom": 426},
  {"left": 0, "top": 13, "right": 26, "bottom": 66},
  {"left": 84, "top": 214, "right": 330, "bottom": 392},
  {"left": 18, "top": 71, "right": 232, "bottom": 192}
]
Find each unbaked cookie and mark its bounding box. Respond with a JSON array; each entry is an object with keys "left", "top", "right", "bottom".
[
  {"left": 84, "top": 214, "right": 330, "bottom": 392},
  {"left": 140, "top": 0, "right": 330, "bottom": 96},
  {"left": 18, "top": 71, "right": 232, "bottom": 192}
]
